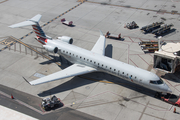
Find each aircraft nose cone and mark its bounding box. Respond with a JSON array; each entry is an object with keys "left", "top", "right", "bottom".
[
  {"left": 164, "top": 83, "right": 172, "bottom": 93},
  {"left": 167, "top": 87, "right": 172, "bottom": 93}
]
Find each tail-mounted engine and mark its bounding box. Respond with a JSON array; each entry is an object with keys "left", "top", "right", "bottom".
[
  {"left": 57, "top": 36, "right": 73, "bottom": 44},
  {"left": 43, "top": 45, "right": 58, "bottom": 54}
]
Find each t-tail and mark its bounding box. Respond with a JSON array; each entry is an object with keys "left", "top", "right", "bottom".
[{"left": 9, "top": 14, "right": 49, "bottom": 45}]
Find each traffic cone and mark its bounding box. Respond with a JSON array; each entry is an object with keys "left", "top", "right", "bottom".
[
  {"left": 11, "top": 94, "right": 14, "bottom": 99},
  {"left": 173, "top": 107, "right": 176, "bottom": 113}
]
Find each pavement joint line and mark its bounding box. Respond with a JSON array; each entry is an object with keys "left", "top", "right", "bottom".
[
  {"left": 138, "top": 54, "right": 150, "bottom": 66},
  {"left": 129, "top": 58, "right": 138, "bottom": 67},
  {"left": 87, "top": 1, "right": 180, "bottom": 15},
  {"left": 138, "top": 101, "right": 148, "bottom": 120}
]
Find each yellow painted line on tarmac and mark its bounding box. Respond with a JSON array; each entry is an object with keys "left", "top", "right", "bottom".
[{"left": 0, "top": 1, "right": 86, "bottom": 52}]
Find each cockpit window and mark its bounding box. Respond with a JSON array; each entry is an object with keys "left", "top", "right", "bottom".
[
  {"left": 150, "top": 80, "right": 157, "bottom": 84},
  {"left": 150, "top": 79, "right": 163, "bottom": 84},
  {"left": 157, "top": 79, "right": 163, "bottom": 84}
]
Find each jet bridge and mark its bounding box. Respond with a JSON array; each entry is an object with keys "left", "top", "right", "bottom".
[{"left": 154, "top": 43, "right": 180, "bottom": 73}]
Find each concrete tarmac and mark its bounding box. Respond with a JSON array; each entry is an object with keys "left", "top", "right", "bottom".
[{"left": 0, "top": 0, "right": 180, "bottom": 120}]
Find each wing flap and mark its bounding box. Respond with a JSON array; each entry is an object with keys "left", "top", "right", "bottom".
[{"left": 29, "top": 64, "right": 96, "bottom": 85}]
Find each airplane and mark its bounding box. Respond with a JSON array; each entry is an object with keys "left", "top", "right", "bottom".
[{"left": 9, "top": 14, "right": 172, "bottom": 95}]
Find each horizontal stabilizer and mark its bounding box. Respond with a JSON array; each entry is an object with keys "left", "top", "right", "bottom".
[
  {"left": 9, "top": 21, "right": 36, "bottom": 28},
  {"left": 9, "top": 14, "right": 42, "bottom": 28}
]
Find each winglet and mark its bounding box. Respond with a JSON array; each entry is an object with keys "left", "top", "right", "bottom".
[
  {"left": 99, "top": 30, "right": 104, "bottom": 36},
  {"left": 22, "top": 77, "right": 31, "bottom": 85},
  {"left": 91, "top": 30, "right": 106, "bottom": 55}
]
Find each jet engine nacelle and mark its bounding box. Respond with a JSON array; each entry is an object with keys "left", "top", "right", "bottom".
[
  {"left": 57, "top": 36, "right": 73, "bottom": 44},
  {"left": 43, "top": 45, "right": 58, "bottom": 54}
]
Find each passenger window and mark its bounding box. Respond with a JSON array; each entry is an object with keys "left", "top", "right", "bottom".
[
  {"left": 94, "top": 62, "right": 96, "bottom": 64},
  {"left": 102, "top": 64, "right": 103, "bottom": 67},
  {"left": 114, "top": 69, "right": 116, "bottom": 71},
  {"left": 84, "top": 58, "right": 85, "bottom": 60},
  {"left": 90, "top": 60, "right": 92, "bottom": 62},
  {"left": 87, "top": 59, "right": 89, "bottom": 61},
  {"left": 70, "top": 53, "right": 71, "bottom": 55},
  {"left": 98, "top": 63, "right": 99, "bottom": 65},
  {"left": 110, "top": 67, "right": 111, "bottom": 69},
  {"left": 122, "top": 72, "right": 124, "bottom": 74},
  {"left": 66, "top": 52, "right": 68, "bottom": 54},
  {"left": 76, "top": 55, "right": 78, "bottom": 57},
  {"left": 80, "top": 57, "right": 82, "bottom": 59}
]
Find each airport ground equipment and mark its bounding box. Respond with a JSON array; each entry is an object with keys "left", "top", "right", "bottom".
[
  {"left": 139, "top": 40, "right": 159, "bottom": 52},
  {"left": 105, "top": 31, "right": 121, "bottom": 39},
  {"left": 155, "top": 93, "right": 180, "bottom": 107},
  {"left": 124, "top": 21, "right": 138, "bottom": 29},
  {"left": 151, "top": 24, "right": 174, "bottom": 36},
  {"left": 154, "top": 42, "right": 180, "bottom": 73},
  {"left": 61, "top": 18, "right": 73, "bottom": 26},
  {"left": 141, "top": 22, "right": 164, "bottom": 33},
  {"left": 41, "top": 95, "right": 62, "bottom": 110}
]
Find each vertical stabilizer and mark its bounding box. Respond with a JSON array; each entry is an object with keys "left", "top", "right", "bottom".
[{"left": 9, "top": 14, "right": 47, "bottom": 45}]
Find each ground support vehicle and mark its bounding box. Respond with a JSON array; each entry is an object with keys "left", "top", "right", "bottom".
[
  {"left": 141, "top": 22, "right": 164, "bottom": 33},
  {"left": 61, "top": 18, "right": 73, "bottom": 26},
  {"left": 41, "top": 95, "right": 63, "bottom": 111},
  {"left": 124, "top": 21, "right": 138, "bottom": 29},
  {"left": 155, "top": 93, "right": 180, "bottom": 107},
  {"left": 139, "top": 40, "right": 159, "bottom": 52},
  {"left": 105, "top": 31, "right": 121, "bottom": 40},
  {"left": 151, "top": 24, "right": 174, "bottom": 36}
]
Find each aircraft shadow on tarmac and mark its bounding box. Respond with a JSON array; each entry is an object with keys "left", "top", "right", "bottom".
[
  {"left": 37, "top": 70, "right": 156, "bottom": 98},
  {"left": 161, "top": 72, "right": 180, "bottom": 83}
]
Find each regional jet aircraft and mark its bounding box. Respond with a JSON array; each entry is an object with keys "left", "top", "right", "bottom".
[{"left": 9, "top": 14, "right": 172, "bottom": 94}]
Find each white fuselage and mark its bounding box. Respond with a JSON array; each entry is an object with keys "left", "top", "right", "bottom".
[{"left": 46, "top": 39, "right": 172, "bottom": 94}]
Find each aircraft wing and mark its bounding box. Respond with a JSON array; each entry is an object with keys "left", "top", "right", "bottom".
[
  {"left": 91, "top": 31, "right": 106, "bottom": 55},
  {"left": 26, "top": 64, "right": 97, "bottom": 85}
]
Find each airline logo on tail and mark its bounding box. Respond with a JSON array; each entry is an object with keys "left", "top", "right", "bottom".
[
  {"left": 32, "top": 23, "right": 47, "bottom": 45},
  {"left": 9, "top": 14, "right": 48, "bottom": 45}
]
